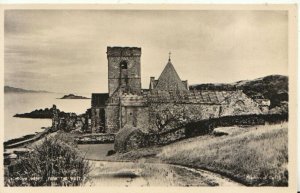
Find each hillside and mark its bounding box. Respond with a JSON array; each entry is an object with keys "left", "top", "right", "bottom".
[
  {"left": 189, "top": 75, "right": 288, "bottom": 108},
  {"left": 4, "top": 86, "right": 51, "bottom": 93}
]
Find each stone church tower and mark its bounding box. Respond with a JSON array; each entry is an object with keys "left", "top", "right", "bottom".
[
  {"left": 105, "top": 47, "right": 142, "bottom": 133},
  {"left": 107, "top": 47, "right": 142, "bottom": 97}
]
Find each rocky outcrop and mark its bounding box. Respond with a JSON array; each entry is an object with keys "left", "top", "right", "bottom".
[{"left": 14, "top": 106, "right": 69, "bottom": 119}]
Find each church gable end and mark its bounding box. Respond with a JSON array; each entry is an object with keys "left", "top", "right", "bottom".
[{"left": 153, "top": 59, "right": 188, "bottom": 91}]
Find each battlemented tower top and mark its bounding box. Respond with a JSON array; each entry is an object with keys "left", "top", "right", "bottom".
[{"left": 107, "top": 46, "right": 141, "bottom": 57}]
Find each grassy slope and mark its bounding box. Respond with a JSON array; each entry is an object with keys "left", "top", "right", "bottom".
[
  {"left": 79, "top": 123, "right": 288, "bottom": 186},
  {"left": 189, "top": 75, "right": 288, "bottom": 108},
  {"left": 158, "top": 123, "right": 288, "bottom": 186}
]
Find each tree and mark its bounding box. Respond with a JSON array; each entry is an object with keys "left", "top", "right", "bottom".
[
  {"left": 154, "top": 104, "right": 191, "bottom": 132},
  {"left": 5, "top": 135, "right": 91, "bottom": 186}
]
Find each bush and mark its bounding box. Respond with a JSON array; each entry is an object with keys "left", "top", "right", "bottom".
[{"left": 5, "top": 136, "right": 91, "bottom": 186}]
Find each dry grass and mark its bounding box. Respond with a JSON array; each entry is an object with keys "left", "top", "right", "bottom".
[{"left": 158, "top": 123, "right": 288, "bottom": 186}]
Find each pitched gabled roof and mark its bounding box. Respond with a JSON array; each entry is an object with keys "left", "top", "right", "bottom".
[
  {"left": 146, "top": 90, "right": 253, "bottom": 105},
  {"left": 147, "top": 90, "right": 221, "bottom": 104},
  {"left": 154, "top": 60, "right": 188, "bottom": 91}
]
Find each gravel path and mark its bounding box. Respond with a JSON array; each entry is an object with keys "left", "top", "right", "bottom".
[{"left": 85, "top": 160, "right": 242, "bottom": 187}]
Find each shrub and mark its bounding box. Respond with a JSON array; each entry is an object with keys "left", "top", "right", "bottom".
[{"left": 5, "top": 136, "right": 91, "bottom": 186}]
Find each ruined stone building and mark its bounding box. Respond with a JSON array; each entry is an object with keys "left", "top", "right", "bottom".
[{"left": 87, "top": 46, "right": 269, "bottom": 134}]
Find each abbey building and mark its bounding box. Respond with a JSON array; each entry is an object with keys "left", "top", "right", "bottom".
[{"left": 88, "top": 46, "right": 268, "bottom": 134}]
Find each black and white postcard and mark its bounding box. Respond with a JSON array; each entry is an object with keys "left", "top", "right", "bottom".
[{"left": 0, "top": 4, "right": 297, "bottom": 193}]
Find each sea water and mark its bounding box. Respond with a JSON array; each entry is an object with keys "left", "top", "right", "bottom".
[{"left": 4, "top": 93, "right": 91, "bottom": 141}]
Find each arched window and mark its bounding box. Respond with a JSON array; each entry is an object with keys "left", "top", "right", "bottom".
[{"left": 120, "top": 61, "right": 128, "bottom": 69}]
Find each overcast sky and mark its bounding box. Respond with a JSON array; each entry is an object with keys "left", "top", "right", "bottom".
[{"left": 5, "top": 10, "right": 288, "bottom": 93}]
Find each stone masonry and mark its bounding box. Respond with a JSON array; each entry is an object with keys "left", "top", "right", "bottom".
[{"left": 89, "top": 46, "right": 270, "bottom": 134}]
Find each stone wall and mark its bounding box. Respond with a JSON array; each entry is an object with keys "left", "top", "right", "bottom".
[
  {"left": 105, "top": 105, "right": 120, "bottom": 133},
  {"left": 147, "top": 128, "right": 186, "bottom": 146},
  {"left": 83, "top": 109, "right": 92, "bottom": 133},
  {"left": 146, "top": 91, "right": 263, "bottom": 133},
  {"left": 114, "top": 127, "right": 186, "bottom": 153},
  {"left": 113, "top": 112, "right": 287, "bottom": 153},
  {"left": 219, "top": 91, "right": 262, "bottom": 116},
  {"left": 51, "top": 105, "right": 59, "bottom": 132},
  {"left": 121, "top": 106, "right": 149, "bottom": 132},
  {"left": 184, "top": 113, "right": 287, "bottom": 137},
  {"left": 148, "top": 103, "right": 220, "bottom": 132},
  {"left": 91, "top": 107, "right": 105, "bottom": 133},
  {"left": 51, "top": 105, "right": 89, "bottom": 133},
  {"left": 55, "top": 113, "right": 86, "bottom": 132},
  {"left": 75, "top": 133, "right": 115, "bottom": 144}
]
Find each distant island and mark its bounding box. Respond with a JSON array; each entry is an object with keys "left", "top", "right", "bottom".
[
  {"left": 59, "top": 94, "right": 90, "bottom": 99},
  {"left": 4, "top": 86, "right": 51, "bottom": 93},
  {"left": 14, "top": 107, "right": 69, "bottom": 119}
]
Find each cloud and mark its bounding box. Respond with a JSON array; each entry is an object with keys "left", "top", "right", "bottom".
[{"left": 4, "top": 10, "right": 288, "bottom": 93}]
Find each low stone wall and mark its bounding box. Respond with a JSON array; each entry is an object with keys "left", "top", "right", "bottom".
[
  {"left": 114, "top": 126, "right": 187, "bottom": 153},
  {"left": 145, "top": 113, "right": 288, "bottom": 151},
  {"left": 114, "top": 113, "right": 288, "bottom": 153},
  {"left": 4, "top": 128, "right": 52, "bottom": 149},
  {"left": 75, "top": 133, "right": 115, "bottom": 144},
  {"left": 146, "top": 128, "right": 186, "bottom": 146}
]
